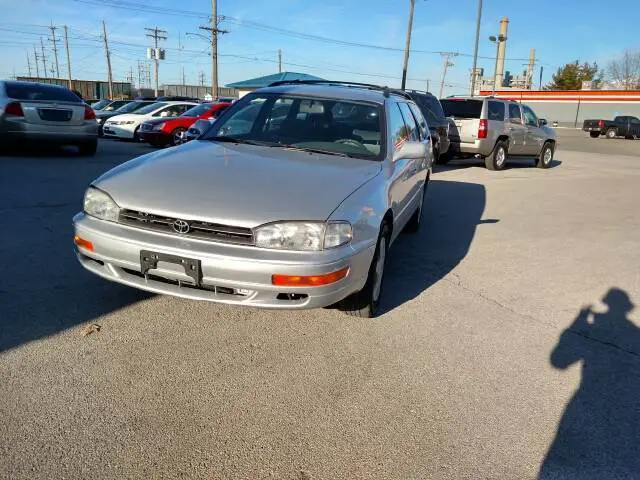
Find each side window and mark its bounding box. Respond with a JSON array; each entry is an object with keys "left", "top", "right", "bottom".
[
  {"left": 522, "top": 105, "right": 538, "bottom": 127},
  {"left": 488, "top": 101, "right": 505, "bottom": 121},
  {"left": 212, "top": 105, "right": 228, "bottom": 118},
  {"left": 408, "top": 102, "right": 428, "bottom": 139},
  {"left": 264, "top": 98, "right": 294, "bottom": 131},
  {"left": 389, "top": 104, "right": 410, "bottom": 150},
  {"left": 398, "top": 103, "right": 420, "bottom": 141},
  {"left": 508, "top": 103, "right": 522, "bottom": 124}
]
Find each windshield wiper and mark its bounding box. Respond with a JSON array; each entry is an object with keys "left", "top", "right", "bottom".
[
  {"left": 206, "top": 136, "right": 267, "bottom": 146},
  {"left": 272, "top": 144, "right": 353, "bottom": 157}
]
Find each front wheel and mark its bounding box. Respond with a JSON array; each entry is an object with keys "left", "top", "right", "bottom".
[
  {"left": 589, "top": 131, "right": 600, "bottom": 138},
  {"left": 606, "top": 128, "right": 617, "bottom": 139},
  {"left": 340, "top": 223, "right": 390, "bottom": 318},
  {"left": 536, "top": 142, "right": 554, "bottom": 169},
  {"left": 171, "top": 127, "right": 187, "bottom": 146},
  {"left": 485, "top": 140, "right": 508, "bottom": 171}
]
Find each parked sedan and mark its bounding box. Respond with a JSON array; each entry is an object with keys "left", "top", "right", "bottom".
[
  {"left": 95, "top": 100, "right": 156, "bottom": 136},
  {"left": 102, "top": 101, "right": 197, "bottom": 140},
  {"left": 0, "top": 80, "right": 98, "bottom": 155},
  {"left": 73, "top": 82, "right": 432, "bottom": 317},
  {"left": 139, "top": 102, "right": 230, "bottom": 147}
]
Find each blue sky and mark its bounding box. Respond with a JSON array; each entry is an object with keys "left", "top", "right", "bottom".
[{"left": 0, "top": 0, "right": 637, "bottom": 96}]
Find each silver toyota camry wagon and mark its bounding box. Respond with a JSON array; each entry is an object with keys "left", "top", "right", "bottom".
[{"left": 73, "top": 81, "right": 433, "bottom": 317}]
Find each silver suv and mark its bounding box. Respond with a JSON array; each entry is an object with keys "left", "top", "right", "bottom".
[{"left": 441, "top": 97, "right": 556, "bottom": 170}]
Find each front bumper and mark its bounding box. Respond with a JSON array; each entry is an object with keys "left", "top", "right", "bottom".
[
  {"left": 139, "top": 131, "right": 171, "bottom": 144},
  {"left": 102, "top": 124, "right": 136, "bottom": 139},
  {"left": 73, "top": 213, "right": 375, "bottom": 309}
]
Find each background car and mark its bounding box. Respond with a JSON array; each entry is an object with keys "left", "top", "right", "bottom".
[
  {"left": 90, "top": 99, "right": 112, "bottom": 110},
  {"left": 102, "top": 101, "right": 197, "bottom": 140},
  {"left": 156, "top": 95, "right": 199, "bottom": 102},
  {"left": 95, "top": 100, "right": 156, "bottom": 136},
  {"left": 441, "top": 97, "right": 556, "bottom": 170},
  {"left": 0, "top": 80, "right": 98, "bottom": 155},
  {"left": 99, "top": 100, "right": 132, "bottom": 113},
  {"left": 140, "top": 102, "right": 231, "bottom": 147},
  {"left": 402, "top": 90, "right": 451, "bottom": 164},
  {"left": 184, "top": 118, "right": 214, "bottom": 143}
]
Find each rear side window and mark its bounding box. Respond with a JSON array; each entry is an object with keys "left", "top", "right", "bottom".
[
  {"left": 408, "top": 102, "right": 428, "bottom": 139},
  {"left": 6, "top": 82, "right": 81, "bottom": 102},
  {"left": 508, "top": 103, "right": 522, "bottom": 124},
  {"left": 487, "top": 101, "right": 505, "bottom": 121},
  {"left": 440, "top": 99, "right": 483, "bottom": 119},
  {"left": 398, "top": 103, "right": 420, "bottom": 141},
  {"left": 390, "top": 104, "right": 410, "bottom": 150}
]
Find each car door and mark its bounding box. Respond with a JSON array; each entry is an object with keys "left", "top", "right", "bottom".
[
  {"left": 507, "top": 103, "right": 526, "bottom": 155},
  {"left": 630, "top": 117, "right": 640, "bottom": 137},
  {"left": 522, "top": 104, "right": 544, "bottom": 155},
  {"left": 387, "top": 102, "right": 416, "bottom": 232}
]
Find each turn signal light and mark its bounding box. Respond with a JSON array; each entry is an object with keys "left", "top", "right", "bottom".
[
  {"left": 272, "top": 267, "right": 349, "bottom": 287},
  {"left": 74, "top": 235, "right": 94, "bottom": 252}
]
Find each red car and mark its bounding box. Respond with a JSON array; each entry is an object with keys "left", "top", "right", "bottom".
[{"left": 139, "top": 102, "right": 231, "bottom": 147}]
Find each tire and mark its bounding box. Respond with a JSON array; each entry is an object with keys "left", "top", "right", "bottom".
[
  {"left": 536, "top": 142, "right": 554, "bottom": 169},
  {"left": 589, "top": 131, "right": 600, "bottom": 138},
  {"left": 171, "top": 127, "right": 187, "bottom": 146},
  {"left": 485, "top": 140, "right": 508, "bottom": 171},
  {"left": 404, "top": 173, "right": 429, "bottom": 233},
  {"left": 606, "top": 128, "right": 617, "bottom": 139},
  {"left": 133, "top": 127, "right": 141, "bottom": 142},
  {"left": 339, "top": 222, "right": 391, "bottom": 318},
  {"left": 77, "top": 140, "right": 97, "bottom": 156},
  {"left": 432, "top": 144, "right": 440, "bottom": 165}
]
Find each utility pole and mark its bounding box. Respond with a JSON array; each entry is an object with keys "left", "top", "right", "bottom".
[
  {"left": 439, "top": 52, "right": 457, "bottom": 98},
  {"left": 33, "top": 47, "right": 40, "bottom": 77},
  {"left": 49, "top": 23, "right": 60, "bottom": 78},
  {"left": 145, "top": 26, "right": 167, "bottom": 97},
  {"left": 63, "top": 26, "right": 72, "bottom": 89},
  {"left": 137, "top": 60, "right": 143, "bottom": 90},
  {"left": 102, "top": 21, "right": 114, "bottom": 98},
  {"left": 27, "top": 52, "right": 32, "bottom": 77},
  {"left": 426, "top": 79, "right": 430, "bottom": 92},
  {"left": 40, "top": 37, "right": 48, "bottom": 78},
  {"left": 278, "top": 49, "right": 282, "bottom": 74},
  {"left": 470, "top": 0, "right": 483, "bottom": 96},
  {"left": 400, "top": 0, "right": 415, "bottom": 90},
  {"left": 539, "top": 66, "right": 544, "bottom": 90},
  {"left": 199, "top": 71, "right": 205, "bottom": 86},
  {"left": 200, "top": 0, "right": 228, "bottom": 99}
]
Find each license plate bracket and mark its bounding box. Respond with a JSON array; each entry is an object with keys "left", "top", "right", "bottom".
[{"left": 140, "top": 250, "right": 202, "bottom": 286}]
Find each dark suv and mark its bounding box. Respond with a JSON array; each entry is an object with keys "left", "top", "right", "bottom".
[{"left": 403, "top": 90, "right": 450, "bottom": 163}]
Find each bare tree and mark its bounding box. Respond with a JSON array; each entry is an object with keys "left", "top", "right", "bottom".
[{"left": 607, "top": 49, "right": 640, "bottom": 90}]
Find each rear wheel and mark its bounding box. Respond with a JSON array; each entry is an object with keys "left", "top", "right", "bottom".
[
  {"left": 485, "top": 140, "right": 508, "bottom": 171},
  {"left": 606, "top": 128, "right": 617, "bottom": 139},
  {"left": 340, "top": 222, "right": 390, "bottom": 318},
  {"left": 536, "top": 142, "right": 554, "bottom": 169},
  {"left": 589, "top": 131, "right": 600, "bottom": 138},
  {"left": 77, "top": 140, "right": 97, "bottom": 156}
]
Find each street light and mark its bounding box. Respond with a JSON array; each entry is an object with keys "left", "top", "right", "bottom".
[{"left": 489, "top": 33, "right": 507, "bottom": 95}]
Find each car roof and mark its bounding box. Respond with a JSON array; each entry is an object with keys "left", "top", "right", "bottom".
[
  {"left": 2, "top": 80, "right": 70, "bottom": 90},
  {"left": 256, "top": 83, "right": 408, "bottom": 104}
]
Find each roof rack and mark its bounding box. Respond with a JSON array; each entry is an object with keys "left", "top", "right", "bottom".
[{"left": 266, "top": 79, "right": 413, "bottom": 100}]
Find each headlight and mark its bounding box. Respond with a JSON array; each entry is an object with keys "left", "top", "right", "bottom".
[
  {"left": 254, "top": 221, "right": 351, "bottom": 251},
  {"left": 83, "top": 187, "right": 119, "bottom": 222},
  {"left": 96, "top": 118, "right": 103, "bottom": 124},
  {"left": 153, "top": 122, "right": 166, "bottom": 131}
]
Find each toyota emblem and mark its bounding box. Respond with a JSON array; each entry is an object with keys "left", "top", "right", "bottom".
[{"left": 172, "top": 219, "right": 190, "bottom": 234}]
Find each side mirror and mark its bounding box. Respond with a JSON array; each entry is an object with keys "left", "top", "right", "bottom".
[
  {"left": 393, "top": 141, "right": 428, "bottom": 162},
  {"left": 538, "top": 118, "right": 547, "bottom": 127}
]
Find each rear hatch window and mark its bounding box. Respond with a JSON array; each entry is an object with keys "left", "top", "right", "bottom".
[
  {"left": 410, "top": 94, "right": 445, "bottom": 124},
  {"left": 6, "top": 82, "right": 81, "bottom": 103},
  {"left": 440, "top": 99, "right": 483, "bottom": 119}
]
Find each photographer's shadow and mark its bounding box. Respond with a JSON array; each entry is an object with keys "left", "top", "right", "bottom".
[{"left": 540, "top": 288, "right": 640, "bottom": 479}]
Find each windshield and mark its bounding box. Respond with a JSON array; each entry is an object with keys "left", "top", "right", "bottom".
[
  {"left": 132, "top": 102, "right": 168, "bottom": 115},
  {"left": 182, "top": 103, "right": 212, "bottom": 117},
  {"left": 202, "top": 93, "right": 384, "bottom": 160},
  {"left": 115, "top": 101, "right": 151, "bottom": 113},
  {"left": 91, "top": 99, "right": 111, "bottom": 110}
]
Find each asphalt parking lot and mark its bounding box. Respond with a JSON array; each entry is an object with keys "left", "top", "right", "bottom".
[{"left": 1, "top": 132, "right": 639, "bottom": 479}]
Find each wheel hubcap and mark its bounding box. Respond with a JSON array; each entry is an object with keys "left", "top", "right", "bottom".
[
  {"left": 372, "top": 237, "right": 386, "bottom": 302},
  {"left": 174, "top": 130, "right": 185, "bottom": 144},
  {"left": 496, "top": 147, "right": 506, "bottom": 167},
  {"left": 543, "top": 148, "right": 552, "bottom": 164}
]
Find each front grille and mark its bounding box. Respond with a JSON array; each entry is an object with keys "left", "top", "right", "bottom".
[{"left": 118, "top": 209, "right": 254, "bottom": 245}]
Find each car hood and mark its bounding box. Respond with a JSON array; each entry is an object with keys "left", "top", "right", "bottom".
[
  {"left": 105, "top": 113, "right": 144, "bottom": 123},
  {"left": 94, "top": 141, "right": 382, "bottom": 228},
  {"left": 142, "top": 117, "right": 181, "bottom": 125},
  {"left": 95, "top": 110, "right": 121, "bottom": 119}
]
